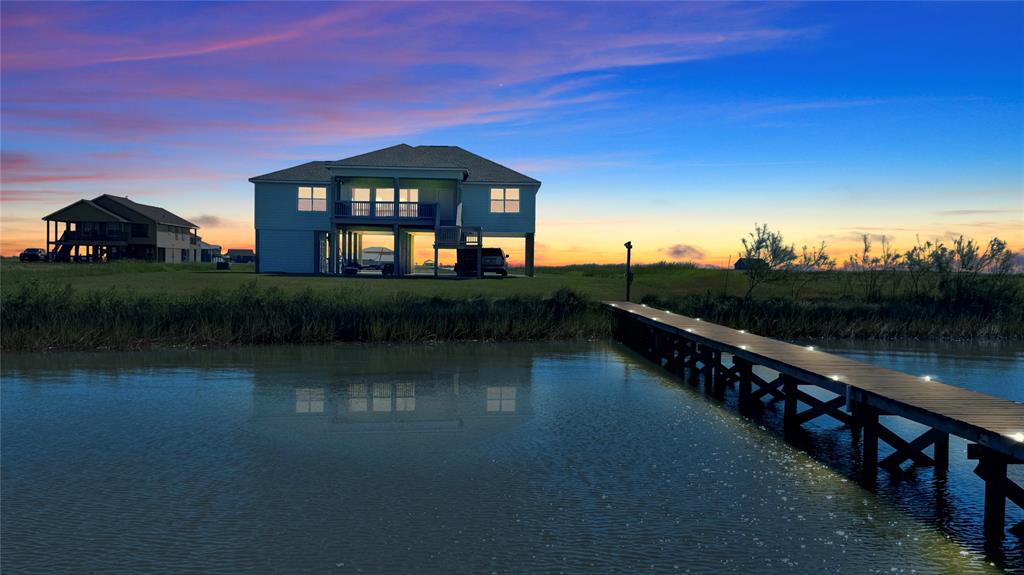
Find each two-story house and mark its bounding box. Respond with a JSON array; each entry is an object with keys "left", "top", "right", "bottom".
[
  {"left": 42, "top": 194, "right": 200, "bottom": 263},
  {"left": 249, "top": 144, "right": 540, "bottom": 277}
]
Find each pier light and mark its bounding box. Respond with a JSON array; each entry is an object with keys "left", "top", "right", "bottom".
[
  {"left": 806, "top": 346, "right": 816, "bottom": 351},
  {"left": 738, "top": 330, "right": 746, "bottom": 334},
  {"left": 921, "top": 375, "right": 932, "bottom": 382},
  {"left": 641, "top": 304, "right": 647, "bottom": 308},
  {"left": 695, "top": 318, "right": 701, "bottom": 322},
  {"left": 830, "top": 375, "right": 841, "bottom": 381},
  {"left": 1011, "top": 432, "right": 1024, "bottom": 442},
  {"left": 739, "top": 345, "right": 747, "bottom": 350},
  {"left": 685, "top": 328, "right": 694, "bottom": 333}
]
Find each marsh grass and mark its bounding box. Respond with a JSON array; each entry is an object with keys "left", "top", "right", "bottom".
[
  {"left": 640, "top": 292, "right": 1024, "bottom": 340},
  {"left": 1, "top": 282, "right": 610, "bottom": 351}
]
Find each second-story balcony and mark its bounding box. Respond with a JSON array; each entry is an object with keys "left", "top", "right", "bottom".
[
  {"left": 57, "top": 229, "right": 128, "bottom": 242},
  {"left": 334, "top": 201, "right": 438, "bottom": 221}
]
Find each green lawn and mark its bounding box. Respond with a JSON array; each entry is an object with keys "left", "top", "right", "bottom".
[{"left": 1, "top": 259, "right": 849, "bottom": 302}]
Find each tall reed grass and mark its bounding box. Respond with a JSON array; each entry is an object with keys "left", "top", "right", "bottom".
[
  {"left": 2, "top": 282, "right": 610, "bottom": 351},
  {"left": 641, "top": 292, "right": 1024, "bottom": 340}
]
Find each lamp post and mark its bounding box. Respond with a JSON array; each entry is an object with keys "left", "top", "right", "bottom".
[{"left": 624, "top": 241, "right": 634, "bottom": 301}]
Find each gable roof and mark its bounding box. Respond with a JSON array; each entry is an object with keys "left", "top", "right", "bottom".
[
  {"left": 42, "top": 199, "right": 128, "bottom": 223},
  {"left": 94, "top": 194, "right": 198, "bottom": 228},
  {"left": 249, "top": 144, "right": 539, "bottom": 185}
]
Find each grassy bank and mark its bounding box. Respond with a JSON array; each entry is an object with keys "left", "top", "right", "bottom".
[
  {"left": 2, "top": 260, "right": 1021, "bottom": 351},
  {"left": 1, "top": 282, "right": 609, "bottom": 351}
]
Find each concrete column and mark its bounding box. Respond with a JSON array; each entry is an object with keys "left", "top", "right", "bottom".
[
  {"left": 525, "top": 233, "right": 535, "bottom": 277},
  {"left": 393, "top": 224, "right": 401, "bottom": 277},
  {"left": 393, "top": 177, "right": 400, "bottom": 221},
  {"left": 329, "top": 228, "right": 339, "bottom": 273}
]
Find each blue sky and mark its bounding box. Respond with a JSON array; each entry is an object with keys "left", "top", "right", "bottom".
[{"left": 2, "top": 1, "right": 1021, "bottom": 264}]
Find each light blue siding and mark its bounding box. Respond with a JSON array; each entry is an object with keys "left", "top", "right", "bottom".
[
  {"left": 258, "top": 229, "right": 315, "bottom": 274},
  {"left": 254, "top": 182, "right": 332, "bottom": 231},
  {"left": 461, "top": 183, "right": 538, "bottom": 235}
]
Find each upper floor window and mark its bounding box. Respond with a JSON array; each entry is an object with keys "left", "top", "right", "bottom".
[
  {"left": 352, "top": 188, "right": 371, "bottom": 202},
  {"left": 490, "top": 188, "right": 520, "bottom": 213},
  {"left": 298, "top": 186, "right": 327, "bottom": 212}
]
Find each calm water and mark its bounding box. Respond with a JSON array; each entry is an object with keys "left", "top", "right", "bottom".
[{"left": 2, "top": 341, "right": 1021, "bottom": 573}]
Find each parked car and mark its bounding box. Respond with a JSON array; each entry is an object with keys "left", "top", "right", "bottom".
[
  {"left": 455, "top": 247, "right": 509, "bottom": 277},
  {"left": 19, "top": 248, "right": 47, "bottom": 262}
]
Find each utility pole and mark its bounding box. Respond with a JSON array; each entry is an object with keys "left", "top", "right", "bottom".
[{"left": 624, "top": 241, "right": 634, "bottom": 301}]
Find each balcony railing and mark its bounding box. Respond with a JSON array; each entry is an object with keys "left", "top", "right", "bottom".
[
  {"left": 335, "top": 201, "right": 437, "bottom": 220},
  {"left": 58, "top": 229, "right": 128, "bottom": 242}
]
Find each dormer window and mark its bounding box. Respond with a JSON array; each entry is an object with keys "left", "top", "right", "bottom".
[{"left": 298, "top": 186, "right": 327, "bottom": 212}]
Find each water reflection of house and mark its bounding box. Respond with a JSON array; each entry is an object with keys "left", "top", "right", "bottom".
[{"left": 249, "top": 347, "right": 533, "bottom": 437}]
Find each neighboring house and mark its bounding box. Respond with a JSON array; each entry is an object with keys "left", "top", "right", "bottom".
[
  {"left": 199, "top": 241, "right": 222, "bottom": 262},
  {"left": 42, "top": 194, "right": 199, "bottom": 263},
  {"left": 226, "top": 249, "right": 255, "bottom": 263},
  {"left": 249, "top": 144, "right": 541, "bottom": 277},
  {"left": 734, "top": 257, "right": 768, "bottom": 271}
]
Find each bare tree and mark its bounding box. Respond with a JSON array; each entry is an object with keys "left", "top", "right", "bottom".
[
  {"left": 789, "top": 241, "right": 835, "bottom": 298},
  {"left": 739, "top": 223, "right": 797, "bottom": 298},
  {"left": 844, "top": 234, "right": 902, "bottom": 300},
  {"left": 903, "top": 236, "right": 934, "bottom": 298}
]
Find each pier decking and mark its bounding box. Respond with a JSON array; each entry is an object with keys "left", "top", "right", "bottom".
[{"left": 606, "top": 301, "right": 1024, "bottom": 538}]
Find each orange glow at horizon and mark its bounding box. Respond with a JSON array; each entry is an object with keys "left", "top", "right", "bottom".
[{"left": 6, "top": 212, "right": 1018, "bottom": 269}]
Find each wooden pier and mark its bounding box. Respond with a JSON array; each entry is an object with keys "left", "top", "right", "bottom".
[{"left": 606, "top": 301, "right": 1024, "bottom": 538}]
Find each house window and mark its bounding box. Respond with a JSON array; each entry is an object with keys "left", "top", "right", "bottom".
[
  {"left": 375, "top": 187, "right": 395, "bottom": 217},
  {"left": 399, "top": 189, "right": 419, "bottom": 217},
  {"left": 350, "top": 188, "right": 371, "bottom": 216},
  {"left": 295, "top": 388, "right": 325, "bottom": 413},
  {"left": 489, "top": 188, "right": 520, "bottom": 213},
  {"left": 298, "top": 186, "right": 327, "bottom": 212},
  {"left": 486, "top": 386, "right": 517, "bottom": 412}
]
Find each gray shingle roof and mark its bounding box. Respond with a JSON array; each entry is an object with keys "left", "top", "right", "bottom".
[
  {"left": 248, "top": 161, "right": 331, "bottom": 183},
  {"left": 249, "top": 145, "right": 539, "bottom": 185},
  {"left": 95, "top": 194, "right": 199, "bottom": 228}
]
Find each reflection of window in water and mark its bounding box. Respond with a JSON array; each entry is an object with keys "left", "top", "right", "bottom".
[
  {"left": 396, "top": 382, "right": 415, "bottom": 412},
  {"left": 372, "top": 383, "right": 392, "bottom": 412},
  {"left": 486, "top": 386, "right": 516, "bottom": 412},
  {"left": 295, "top": 388, "right": 324, "bottom": 413},
  {"left": 347, "top": 384, "right": 368, "bottom": 412}
]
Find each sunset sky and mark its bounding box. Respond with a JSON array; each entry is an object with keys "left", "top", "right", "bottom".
[{"left": 2, "top": 2, "right": 1021, "bottom": 266}]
